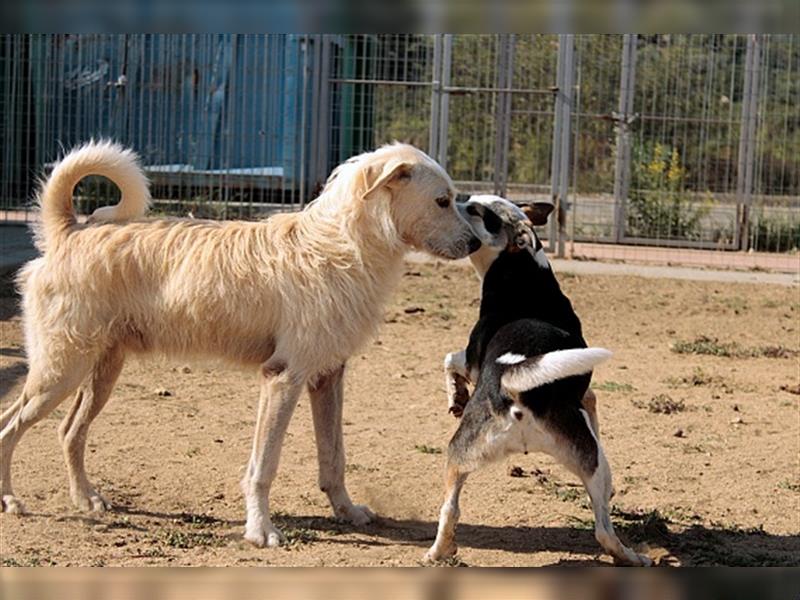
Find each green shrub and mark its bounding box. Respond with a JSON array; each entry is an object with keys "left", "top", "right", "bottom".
[
  {"left": 627, "top": 143, "right": 710, "bottom": 240},
  {"left": 749, "top": 214, "right": 800, "bottom": 253}
]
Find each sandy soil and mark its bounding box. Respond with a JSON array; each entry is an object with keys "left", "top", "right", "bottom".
[{"left": 1, "top": 261, "right": 798, "bottom": 566}]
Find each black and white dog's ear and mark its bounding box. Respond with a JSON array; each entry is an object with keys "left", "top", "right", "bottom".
[
  {"left": 460, "top": 195, "right": 541, "bottom": 251},
  {"left": 482, "top": 207, "right": 503, "bottom": 235},
  {"left": 520, "top": 202, "right": 554, "bottom": 226},
  {"left": 458, "top": 197, "right": 508, "bottom": 249}
]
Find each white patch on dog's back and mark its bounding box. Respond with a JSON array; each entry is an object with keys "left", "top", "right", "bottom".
[
  {"left": 501, "top": 347, "right": 612, "bottom": 393},
  {"left": 496, "top": 352, "right": 526, "bottom": 365}
]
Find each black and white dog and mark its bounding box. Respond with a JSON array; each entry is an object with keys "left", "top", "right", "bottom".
[{"left": 425, "top": 195, "right": 651, "bottom": 566}]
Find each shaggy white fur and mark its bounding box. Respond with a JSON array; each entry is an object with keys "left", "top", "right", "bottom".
[{"left": 1, "top": 139, "right": 476, "bottom": 548}]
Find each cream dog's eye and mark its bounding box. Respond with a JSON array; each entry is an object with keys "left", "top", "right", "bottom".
[{"left": 435, "top": 196, "right": 450, "bottom": 208}]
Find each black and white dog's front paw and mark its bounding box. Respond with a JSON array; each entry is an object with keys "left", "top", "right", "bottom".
[
  {"left": 447, "top": 375, "right": 470, "bottom": 418},
  {"left": 445, "top": 350, "right": 471, "bottom": 418}
]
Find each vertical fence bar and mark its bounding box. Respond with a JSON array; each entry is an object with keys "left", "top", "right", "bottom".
[
  {"left": 556, "top": 34, "right": 574, "bottom": 258},
  {"left": 613, "top": 34, "right": 637, "bottom": 243},
  {"left": 736, "top": 34, "right": 761, "bottom": 250},
  {"left": 436, "top": 34, "right": 452, "bottom": 169},
  {"left": 548, "top": 36, "right": 565, "bottom": 252},
  {"left": 569, "top": 35, "right": 583, "bottom": 256},
  {"left": 316, "top": 35, "right": 331, "bottom": 196},
  {"left": 549, "top": 34, "right": 574, "bottom": 257},
  {"left": 307, "top": 34, "right": 322, "bottom": 201},
  {"left": 493, "top": 34, "right": 514, "bottom": 197},
  {"left": 428, "top": 35, "right": 442, "bottom": 160},
  {"left": 306, "top": 34, "right": 331, "bottom": 205},
  {"left": 297, "top": 35, "right": 308, "bottom": 208}
]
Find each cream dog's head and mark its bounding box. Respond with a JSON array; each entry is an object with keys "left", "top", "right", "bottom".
[{"left": 322, "top": 144, "right": 480, "bottom": 260}]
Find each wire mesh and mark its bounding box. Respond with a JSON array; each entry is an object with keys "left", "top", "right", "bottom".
[
  {"left": 1, "top": 34, "right": 797, "bottom": 255},
  {"left": 1, "top": 34, "right": 314, "bottom": 222}
]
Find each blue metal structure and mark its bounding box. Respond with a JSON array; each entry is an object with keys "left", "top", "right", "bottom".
[{"left": 25, "top": 34, "right": 315, "bottom": 196}]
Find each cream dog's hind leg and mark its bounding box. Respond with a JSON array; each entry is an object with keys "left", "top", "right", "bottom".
[
  {"left": 1, "top": 350, "right": 95, "bottom": 514},
  {"left": 58, "top": 345, "right": 125, "bottom": 512},
  {"left": 308, "top": 365, "right": 374, "bottom": 525}
]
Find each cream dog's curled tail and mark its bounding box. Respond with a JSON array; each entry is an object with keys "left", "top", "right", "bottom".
[{"left": 37, "top": 140, "right": 150, "bottom": 249}]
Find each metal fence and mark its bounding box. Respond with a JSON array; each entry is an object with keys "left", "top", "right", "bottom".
[{"left": 2, "top": 34, "right": 798, "bottom": 253}]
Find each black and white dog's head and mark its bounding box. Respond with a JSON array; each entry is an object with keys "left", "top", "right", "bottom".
[{"left": 457, "top": 194, "right": 554, "bottom": 277}]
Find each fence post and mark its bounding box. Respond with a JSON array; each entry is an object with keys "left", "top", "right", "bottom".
[
  {"left": 613, "top": 34, "right": 637, "bottom": 244},
  {"left": 548, "top": 38, "right": 564, "bottom": 253},
  {"left": 493, "top": 34, "right": 514, "bottom": 197},
  {"left": 436, "top": 34, "right": 452, "bottom": 169},
  {"left": 428, "top": 35, "right": 442, "bottom": 160},
  {"left": 308, "top": 34, "right": 331, "bottom": 206},
  {"left": 736, "top": 34, "right": 761, "bottom": 251},
  {"left": 306, "top": 36, "right": 319, "bottom": 205},
  {"left": 549, "top": 34, "right": 574, "bottom": 258},
  {"left": 557, "top": 35, "right": 574, "bottom": 258},
  {"left": 298, "top": 35, "right": 310, "bottom": 208}
]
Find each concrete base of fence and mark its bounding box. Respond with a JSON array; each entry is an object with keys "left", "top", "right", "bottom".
[{"left": 565, "top": 242, "right": 798, "bottom": 274}]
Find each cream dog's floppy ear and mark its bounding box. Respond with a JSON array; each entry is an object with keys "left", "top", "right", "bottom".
[{"left": 361, "top": 160, "right": 412, "bottom": 199}]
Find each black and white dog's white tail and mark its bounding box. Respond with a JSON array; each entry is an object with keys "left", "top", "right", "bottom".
[{"left": 499, "top": 348, "right": 612, "bottom": 394}]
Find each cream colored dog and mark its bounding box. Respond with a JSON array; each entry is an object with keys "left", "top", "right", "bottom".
[{"left": 0, "top": 140, "right": 479, "bottom": 547}]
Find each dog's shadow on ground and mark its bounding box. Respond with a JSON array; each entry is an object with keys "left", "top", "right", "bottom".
[
  {"left": 0, "top": 345, "right": 27, "bottom": 401},
  {"left": 353, "top": 510, "right": 800, "bottom": 566},
  {"left": 292, "top": 511, "right": 800, "bottom": 566},
  {"left": 0, "top": 295, "right": 27, "bottom": 401},
  {"left": 111, "top": 503, "right": 800, "bottom": 566},
  {"left": 0, "top": 359, "right": 26, "bottom": 401}
]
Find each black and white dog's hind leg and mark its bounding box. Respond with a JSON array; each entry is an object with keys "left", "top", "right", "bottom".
[
  {"left": 492, "top": 397, "right": 651, "bottom": 567},
  {"left": 424, "top": 458, "right": 470, "bottom": 561},
  {"left": 576, "top": 409, "right": 653, "bottom": 567}
]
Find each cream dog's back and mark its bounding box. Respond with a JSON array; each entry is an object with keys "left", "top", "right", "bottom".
[{"left": 20, "top": 211, "right": 398, "bottom": 375}]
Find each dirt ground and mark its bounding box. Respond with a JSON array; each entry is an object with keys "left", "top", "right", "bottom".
[{"left": 1, "top": 261, "right": 798, "bottom": 567}]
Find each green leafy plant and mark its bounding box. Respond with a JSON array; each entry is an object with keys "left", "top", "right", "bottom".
[
  {"left": 414, "top": 444, "right": 443, "bottom": 455},
  {"left": 672, "top": 336, "right": 798, "bottom": 359},
  {"left": 749, "top": 213, "right": 800, "bottom": 253},
  {"left": 627, "top": 143, "right": 710, "bottom": 240},
  {"left": 592, "top": 380, "right": 636, "bottom": 393}
]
